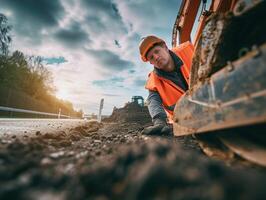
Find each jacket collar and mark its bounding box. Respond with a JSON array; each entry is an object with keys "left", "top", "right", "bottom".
[{"left": 153, "top": 50, "right": 183, "bottom": 76}]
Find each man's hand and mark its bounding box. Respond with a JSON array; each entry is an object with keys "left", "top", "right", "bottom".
[{"left": 142, "top": 118, "right": 173, "bottom": 136}]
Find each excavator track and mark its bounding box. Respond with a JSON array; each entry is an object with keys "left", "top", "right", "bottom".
[{"left": 195, "top": 124, "right": 266, "bottom": 167}]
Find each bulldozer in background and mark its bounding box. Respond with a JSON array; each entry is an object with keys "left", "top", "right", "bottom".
[
  {"left": 131, "top": 96, "right": 145, "bottom": 107},
  {"left": 172, "top": 0, "right": 266, "bottom": 166}
]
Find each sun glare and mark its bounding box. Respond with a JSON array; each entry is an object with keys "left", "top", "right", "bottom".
[{"left": 56, "top": 89, "right": 70, "bottom": 100}]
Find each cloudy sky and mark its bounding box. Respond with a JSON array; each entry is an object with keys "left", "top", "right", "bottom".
[{"left": 0, "top": 0, "right": 183, "bottom": 115}]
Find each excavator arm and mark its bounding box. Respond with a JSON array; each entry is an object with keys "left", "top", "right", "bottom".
[{"left": 172, "top": 0, "right": 238, "bottom": 48}]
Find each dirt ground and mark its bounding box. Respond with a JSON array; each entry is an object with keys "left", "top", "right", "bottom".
[{"left": 1, "top": 104, "right": 266, "bottom": 200}]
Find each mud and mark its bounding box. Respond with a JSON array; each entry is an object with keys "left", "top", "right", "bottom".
[
  {"left": 0, "top": 113, "right": 266, "bottom": 200},
  {"left": 103, "top": 102, "right": 151, "bottom": 125}
]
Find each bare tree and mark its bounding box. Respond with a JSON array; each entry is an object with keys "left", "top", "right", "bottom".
[{"left": 0, "top": 13, "right": 12, "bottom": 55}]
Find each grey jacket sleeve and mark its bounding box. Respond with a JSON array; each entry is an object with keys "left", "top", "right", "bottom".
[{"left": 147, "top": 90, "right": 167, "bottom": 125}]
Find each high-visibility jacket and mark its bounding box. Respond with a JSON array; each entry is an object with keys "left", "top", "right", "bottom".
[{"left": 145, "top": 41, "right": 194, "bottom": 123}]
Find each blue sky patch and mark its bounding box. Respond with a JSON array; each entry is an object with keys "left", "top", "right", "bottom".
[
  {"left": 43, "top": 56, "right": 67, "bottom": 65},
  {"left": 92, "top": 77, "right": 124, "bottom": 88}
]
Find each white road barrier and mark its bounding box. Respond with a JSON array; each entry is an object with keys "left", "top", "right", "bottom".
[{"left": 0, "top": 106, "right": 70, "bottom": 118}]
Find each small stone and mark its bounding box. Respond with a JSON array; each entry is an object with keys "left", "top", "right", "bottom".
[
  {"left": 1, "top": 139, "right": 11, "bottom": 144},
  {"left": 43, "top": 133, "right": 55, "bottom": 139},
  {"left": 107, "top": 148, "right": 112, "bottom": 154},
  {"left": 75, "top": 151, "right": 88, "bottom": 159},
  {"left": 64, "top": 163, "right": 75, "bottom": 174},
  {"left": 67, "top": 151, "right": 75, "bottom": 156},
  {"left": 58, "top": 140, "right": 71, "bottom": 147},
  {"left": 184, "top": 168, "right": 201, "bottom": 181},
  {"left": 50, "top": 151, "right": 64, "bottom": 159},
  {"left": 18, "top": 173, "right": 31, "bottom": 185},
  {"left": 35, "top": 131, "right": 41, "bottom": 136},
  {"left": 120, "top": 138, "right": 126, "bottom": 143},
  {"left": 92, "top": 135, "right": 100, "bottom": 140},
  {"left": 41, "top": 157, "right": 53, "bottom": 166},
  {"left": 70, "top": 134, "right": 80, "bottom": 141}
]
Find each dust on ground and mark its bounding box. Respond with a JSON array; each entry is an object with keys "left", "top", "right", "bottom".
[{"left": 0, "top": 103, "right": 266, "bottom": 200}]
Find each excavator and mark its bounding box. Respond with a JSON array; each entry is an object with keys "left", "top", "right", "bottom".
[{"left": 172, "top": 0, "right": 266, "bottom": 166}]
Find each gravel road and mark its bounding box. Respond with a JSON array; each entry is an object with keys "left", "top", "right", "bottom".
[{"left": 1, "top": 119, "right": 266, "bottom": 200}]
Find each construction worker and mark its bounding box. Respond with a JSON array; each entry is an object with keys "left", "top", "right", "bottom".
[{"left": 139, "top": 35, "right": 194, "bottom": 135}]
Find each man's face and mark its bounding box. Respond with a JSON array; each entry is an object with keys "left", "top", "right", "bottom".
[{"left": 146, "top": 44, "right": 171, "bottom": 71}]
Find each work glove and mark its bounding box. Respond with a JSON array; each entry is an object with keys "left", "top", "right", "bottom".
[{"left": 142, "top": 118, "right": 173, "bottom": 136}]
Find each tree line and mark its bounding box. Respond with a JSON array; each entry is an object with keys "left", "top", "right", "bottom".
[{"left": 0, "top": 14, "right": 83, "bottom": 118}]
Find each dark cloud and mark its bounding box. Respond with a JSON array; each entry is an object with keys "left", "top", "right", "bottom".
[
  {"left": 116, "top": 0, "right": 181, "bottom": 38},
  {"left": 92, "top": 77, "right": 124, "bottom": 88},
  {"left": 87, "top": 49, "right": 134, "bottom": 71},
  {"left": 129, "top": 69, "right": 135, "bottom": 74},
  {"left": 83, "top": 0, "right": 128, "bottom": 35},
  {"left": 1, "top": 0, "right": 64, "bottom": 26},
  {"left": 102, "top": 93, "right": 121, "bottom": 97},
  {"left": 110, "top": 77, "right": 124, "bottom": 82},
  {"left": 0, "top": 0, "right": 65, "bottom": 43},
  {"left": 56, "top": 29, "right": 86, "bottom": 45},
  {"left": 82, "top": 0, "right": 121, "bottom": 19},
  {"left": 86, "top": 16, "right": 106, "bottom": 33},
  {"left": 133, "top": 78, "right": 146, "bottom": 87},
  {"left": 54, "top": 21, "right": 90, "bottom": 47}
]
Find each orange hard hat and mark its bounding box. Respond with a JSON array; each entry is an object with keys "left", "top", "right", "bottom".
[{"left": 139, "top": 35, "right": 165, "bottom": 62}]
